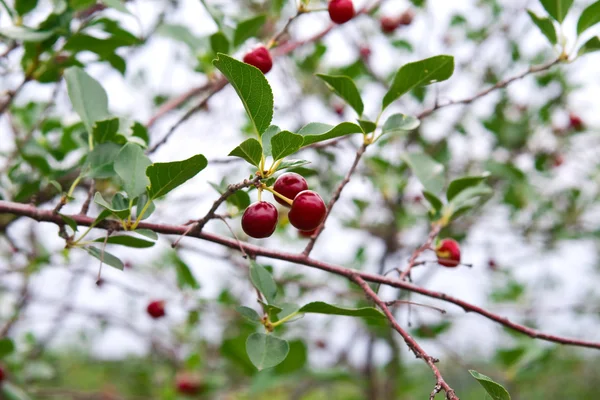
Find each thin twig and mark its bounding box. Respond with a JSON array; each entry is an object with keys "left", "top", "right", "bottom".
[{"left": 398, "top": 223, "right": 441, "bottom": 280}]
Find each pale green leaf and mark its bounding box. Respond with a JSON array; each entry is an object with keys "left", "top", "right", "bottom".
[
  {"left": 246, "top": 333, "right": 289, "bottom": 370},
  {"left": 261, "top": 125, "right": 280, "bottom": 157},
  {"left": 0, "top": 26, "right": 53, "bottom": 42},
  {"left": 297, "top": 122, "right": 363, "bottom": 146},
  {"left": 250, "top": 261, "right": 277, "bottom": 304},
  {"left": 381, "top": 113, "right": 421, "bottom": 135},
  {"left": 114, "top": 143, "right": 152, "bottom": 198},
  {"left": 402, "top": 153, "right": 445, "bottom": 194},
  {"left": 64, "top": 67, "right": 110, "bottom": 135},
  {"left": 85, "top": 246, "right": 124, "bottom": 270},
  {"left": 233, "top": 15, "right": 267, "bottom": 47}
]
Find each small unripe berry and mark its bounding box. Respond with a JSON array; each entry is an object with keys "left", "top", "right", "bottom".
[
  {"left": 273, "top": 173, "right": 308, "bottom": 207},
  {"left": 147, "top": 300, "right": 166, "bottom": 319},
  {"left": 243, "top": 46, "right": 273, "bottom": 74},
  {"left": 435, "top": 239, "right": 461, "bottom": 268},
  {"left": 380, "top": 16, "right": 400, "bottom": 33},
  {"left": 328, "top": 0, "right": 355, "bottom": 24},
  {"left": 398, "top": 9, "right": 415, "bottom": 25},
  {"left": 176, "top": 372, "right": 204, "bottom": 395},
  {"left": 241, "top": 201, "right": 278, "bottom": 238},
  {"left": 289, "top": 191, "right": 327, "bottom": 232}
]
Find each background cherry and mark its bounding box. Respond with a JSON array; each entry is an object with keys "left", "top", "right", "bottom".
[
  {"left": 0, "top": 366, "right": 5, "bottom": 383},
  {"left": 273, "top": 173, "right": 308, "bottom": 207},
  {"left": 242, "top": 201, "right": 278, "bottom": 238},
  {"left": 147, "top": 300, "right": 166, "bottom": 319},
  {"left": 243, "top": 46, "right": 273, "bottom": 74},
  {"left": 289, "top": 191, "right": 327, "bottom": 232},
  {"left": 176, "top": 372, "right": 203, "bottom": 395},
  {"left": 435, "top": 239, "right": 461, "bottom": 267},
  {"left": 328, "top": 0, "right": 355, "bottom": 24}
]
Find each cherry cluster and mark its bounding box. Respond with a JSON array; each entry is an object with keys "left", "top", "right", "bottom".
[{"left": 242, "top": 173, "right": 327, "bottom": 239}]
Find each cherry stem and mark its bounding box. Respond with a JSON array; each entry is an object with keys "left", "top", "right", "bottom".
[{"left": 261, "top": 184, "right": 293, "bottom": 206}]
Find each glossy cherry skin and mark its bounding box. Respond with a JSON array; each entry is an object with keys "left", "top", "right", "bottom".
[
  {"left": 380, "top": 16, "right": 399, "bottom": 33},
  {"left": 176, "top": 373, "right": 203, "bottom": 395},
  {"left": 289, "top": 191, "right": 327, "bottom": 232},
  {"left": 328, "top": 0, "right": 355, "bottom": 24},
  {"left": 273, "top": 173, "right": 308, "bottom": 207},
  {"left": 298, "top": 228, "right": 318, "bottom": 238},
  {"left": 243, "top": 46, "right": 273, "bottom": 74},
  {"left": 147, "top": 300, "right": 166, "bottom": 319},
  {"left": 435, "top": 239, "right": 461, "bottom": 268},
  {"left": 242, "top": 201, "right": 278, "bottom": 238}
]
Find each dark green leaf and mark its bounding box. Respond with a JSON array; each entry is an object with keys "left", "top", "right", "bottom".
[
  {"left": 134, "top": 229, "right": 158, "bottom": 240},
  {"left": 114, "top": 143, "right": 152, "bottom": 198},
  {"left": 357, "top": 119, "right": 377, "bottom": 134},
  {"left": 298, "top": 302, "right": 385, "bottom": 319},
  {"left": 210, "top": 31, "right": 230, "bottom": 54},
  {"left": 93, "top": 192, "right": 130, "bottom": 219},
  {"left": 297, "top": 122, "right": 363, "bottom": 146},
  {"left": 86, "top": 143, "right": 121, "bottom": 178},
  {"left": 446, "top": 174, "right": 489, "bottom": 201},
  {"left": 213, "top": 53, "right": 273, "bottom": 135},
  {"left": 577, "top": 1, "right": 600, "bottom": 35},
  {"left": 402, "top": 153, "right": 445, "bottom": 194},
  {"left": 316, "top": 74, "right": 364, "bottom": 116},
  {"left": 229, "top": 138, "right": 263, "bottom": 167},
  {"left": 578, "top": 36, "right": 600, "bottom": 56},
  {"left": 469, "top": 370, "right": 511, "bottom": 400},
  {"left": 0, "top": 338, "right": 15, "bottom": 359},
  {"left": 64, "top": 67, "right": 110, "bottom": 135},
  {"left": 59, "top": 214, "right": 78, "bottom": 232},
  {"left": 130, "top": 122, "right": 149, "bottom": 146},
  {"left": 274, "top": 340, "right": 307, "bottom": 374},
  {"left": 227, "top": 190, "right": 251, "bottom": 210},
  {"left": 271, "top": 131, "right": 303, "bottom": 160},
  {"left": 527, "top": 10, "right": 557, "bottom": 45},
  {"left": 422, "top": 190, "right": 444, "bottom": 212},
  {"left": 382, "top": 55, "right": 454, "bottom": 110},
  {"left": 92, "top": 118, "right": 119, "bottom": 144},
  {"left": 540, "top": 0, "right": 573, "bottom": 23},
  {"left": 15, "top": 0, "right": 38, "bottom": 16},
  {"left": 249, "top": 261, "right": 277, "bottom": 304},
  {"left": 172, "top": 252, "right": 200, "bottom": 290},
  {"left": 275, "top": 159, "right": 310, "bottom": 172},
  {"left": 245, "top": 333, "right": 289, "bottom": 370},
  {"left": 233, "top": 15, "right": 267, "bottom": 47},
  {"left": 381, "top": 113, "right": 421, "bottom": 135},
  {"left": 85, "top": 246, "right": 124, "bottom": 270},
  {"left": 261, "top": 125, "right": 280, "bottom": 157},
  {"left": 236, "top": 306, "right": 261, "bottom": 322},
  {"left": 92, "top": 235, "right": 155, "bottom": 248},
  {"left": 146, "top": 154, "right": 208, "bottom": 199}
]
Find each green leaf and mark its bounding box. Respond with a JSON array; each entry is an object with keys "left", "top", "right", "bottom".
[
  {"left": 64, "top": 67, "right": 110, "bottom": 135},
  {"left": 382, "top": 55, "right": 454, "bottom": 110},
  {"left": 114, "top": 143, "right": 152, "bottom": 199},
  {"left": 446, "top": 184, "right": 493, "bottom": 221},
  {"left": 0, "top": 338, "right": 15, "bottom": 359},
  {"left": 469, "top": 370, "right": 511, "bottom": 400},
  {"left": 156, "top": 23, "right": 204, "bottom": 51},
  {"left": 446, "top": 174, "right": 489, "bottom": 201},
  {"left": 101, "top": 0, "right": 131, "bottom": 14},
  {"left": 298, "top": 302, "right": 385, "bottom": 319},
  {"left": 261, "top": 125, "right": 280, "bottom": 157},
  {"left": 131, "top": 122, "right": 149, "bottom": 146},
  {"left": 381, "top": 113, "right": 421, "bottom": 135},
  {"left": 402, "top": 153, "right": 445, "bottom": 194},
  {"left": 357, "top": 119, "right": 377, "bottom": 134},
  {"left": 134, "top": 229, "right": 158, "bottom": 240},
  {"left": 316, "top": 74, "right": 364, "bottom": 116},
  {"left": 422, "top": 190, "right": 444, "bottom": 213},
  {"left": 275, "top": 159, "right": 310, "bottom": 172},
  {"left": 227, "top": 190, "right": 251, "bottom": 210},
  {"left": 527, "top": 10, "right": 558, "bottom": 45},
  {"left": 92, "top": 235, "right": 155, "bottom": 248},
  {"left": 59, "top": 214, "right": 78, "bottom": 232},
  {"left": 233, "top": 15, "right": 267, "bottom": 47},
  {"left": 15, "top": 0, "right": 38, "bottom": 16},
  {"left": 172, "top": 252, "right": 200, "bottom": 290},
  {"left": 93, "top": 118, "right": 119, "bottom": 144},
  {"left": 297, "top": 122, "right": 363, "bottom": 146},
  {"left": 540, "top": 0, "right": 573, "bottom": 23},
  {"left": 146, "top": 154, "right": 208, "bottom": 199},
  {"left": 271, "top": 131, "right": 303, "bottom": 160},
  {"left": 577, "top": 1, "right": 600, "bottom": 35},
  {"left": 245, "top": 333, "right": 289, "bottom": 370},
  {"left": 578, "top": 36, "right": 600, "bottom": 56},
  {"left": 1, "top": 382, "right": 32, "bottom": 400},
  {"left": 213, "top": 53, "right": 273, "bottom": 136},
  {"left": 85, "top": 246, "right": 124, "bottom": 270},
  {"left": 85, "top": 144, "right": 121, "bottom": 179},
  {"left": 249, "top": 261, "right": 277, "bottom": 304},
  {"left": 236, "top": 306, "right": 261, "bottom": 322},
  {"left": 210, "top": 31, "right": 230, "bottom": 54},
  {"left": 0, "top": 26, "right": 53, "bottom": 42},
  {"left": 229, "top": 138, "right": 263, "bottom": 167},
  {"left": 93, "top": 192, "right": 130, "bottom": 219}
]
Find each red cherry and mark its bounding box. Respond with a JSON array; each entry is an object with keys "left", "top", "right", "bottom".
[
  {"left": 435, "top": 239, "right": 461, "bottom": 268},
  {"left": 333, "top": 103, "right": 345, "bottom": 116},
  {"left": 176, "top": 372, "right": 203, "bottom": 395},
  {"left": 243, "top": 46, "right": 273, "bottom": 74},
  {"left": 568, "top": 113, "right": 584, "bottom": 130},
  {"left": 146, "top": 300, "right": 166, "bottom": 319},
  {"left": 359, "top": 46, "right": 371, "bottom": 59},
  {"left": 328, "top": 0, "right": 355, "bottom": 24},
  {"left": 488, "top": 259, "right": 497, "bottom": 270},
  {"left": 241, "top": 201, "right": 278, "bottom": 238},
  {"left": 398, "top": 9, "right": 415, "bottom": 25},
  {"left": 299, "top": 228, "right": 317, "bottom": 238},
  {"left": 552, "top": 153, "right": 564, "bottom": 167},
  {"left": 289, "top": 191, "right": 327, "bottom": 232},
  {"left": 380, "top": 16, "right": 399, "bottom": 33},
  {"left": 0, "top": 366, "right": 5, "bottom": 383},
  {"left": 273, "top": 173, "right": 308, "bottom": 207}
]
